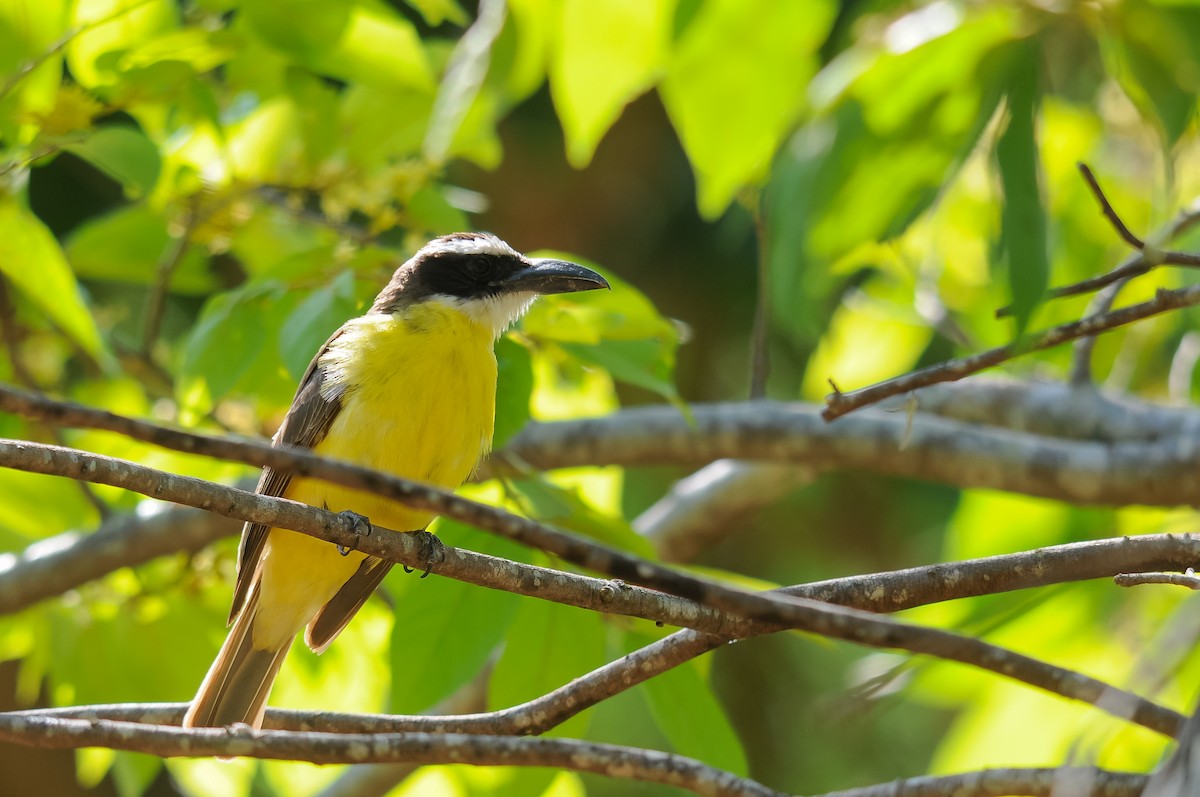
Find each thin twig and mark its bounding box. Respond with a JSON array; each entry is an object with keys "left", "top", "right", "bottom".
[
  {"left": 749, "top": 200, "right": 771, "bottom": 398},
  {"left": 1079, "top": 163, "right": 1146, "bottom": 250},
  {"left": 822, "top": 284, "right": 1200, "bottom": 420},
  {"left": 141, "top": 202, "right": 200, "bottom": 356},
  {"left": 996, "top": 166, "right": 1200, "bottom": 314},
  {"left": 1114, "top": 570, "right": 1200, "bottom": 590},
  {"left": 815, "top": 767, "right": 1146, "bottom": 797}
]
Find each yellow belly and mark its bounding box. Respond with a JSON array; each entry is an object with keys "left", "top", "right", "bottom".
[{"left": 253, "top": 303, "right": 497, "bottom": 648}]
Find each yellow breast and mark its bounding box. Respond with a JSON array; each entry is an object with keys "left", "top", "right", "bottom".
[
  {"left": 254, "top": 302, "right": 498, "bottom": 644},
  {"left": 301, "top": 302, "right": 498, "bottom": 531}
]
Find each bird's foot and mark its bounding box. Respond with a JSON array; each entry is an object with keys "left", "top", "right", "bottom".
[
  {"left": 335, "top": 510, "right": 373, "bottom": 556},
  {"left": 403, "top": 530, "right": 445, "bottom": 578}
]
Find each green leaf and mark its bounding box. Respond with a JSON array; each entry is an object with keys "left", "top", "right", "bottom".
[
  {"left": 494, "top": 335, "right": 533, "bottom": 450},
  {"left": 995, "top": 41, "right": 1048, "bottom": 336},
  {"left": 242, "top": 0, "right": 435, "bottom": 91},
  {"left": 520, "top": 256, "right": 682, "bottom": 403},
  {"left": 63, "top": 125, "right": 162, "bottom": 197},
  {"left": 176, "top": 281, "right": 285, "bottom": 418},
  {"left": 0, "top": 468, "right": 97, "bottom": 543},
  {"left": 766, "top": 9, "right": 1019, "bottom": 345},
  {"left": 1099, "top": 4, "right": 1200, "bottom": 149},
  {"left": 278, "top": 270, "right": 357, "bottom": 380},
  {"left": 489, "top": 589, "right": 607, "bottom": 738},
  {"left": 627, "top": 628, "right": 748, "bottom": 775},
  {"left": 407, "top": 185, "right": 469, "bottom": 234},
  {"left": 386, "top": 520, "right": 525, "bottom": 713},
  {"left": 507, "top": 476, "right": 659, "bottom": 560},
  {"left": 550, "top": 0, "right": 673, "bottom": 167},
  {"left": 404, "top": 0, "right": 468, "bottom": 26},
  {"left": 67, "top": 0, "right": 179, "bottom": 88},
  {"left": 65, "top": 205, "right": 213, "bottom": 293},
  {"left": 659, "top": 0, "right": 835, "bottom": 217},
  {"left": 0, "top": 196, "right": 114, "bottom": 367},
  {"left": 0, "top": 0, "right": 70, "bottom": 145}
]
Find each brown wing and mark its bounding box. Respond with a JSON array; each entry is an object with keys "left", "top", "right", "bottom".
[
  {"left": 305, "top": 556, "right": 394, "bottom": 652},
  {"left": 227, "top": 328, "right": 347, "bottom": 624}
]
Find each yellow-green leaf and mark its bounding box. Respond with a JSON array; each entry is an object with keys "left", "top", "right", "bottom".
[
  {"left": 0, "top": 197, "right": 113, "bottom": 367},
  {"left": 550, "top": 0, "right": 674, "bottom": 167},
  {"left": 659, "top": 0, "right": 834, "bottom": 218}
]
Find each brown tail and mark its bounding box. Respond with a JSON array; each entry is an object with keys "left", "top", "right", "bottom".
[{"left": 183, "top": 584, "right": 290, "bottom": 730}]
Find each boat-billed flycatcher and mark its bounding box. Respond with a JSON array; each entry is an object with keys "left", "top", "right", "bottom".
[{"left": 183, "top": 232, "right": 608, "bottom": 729}]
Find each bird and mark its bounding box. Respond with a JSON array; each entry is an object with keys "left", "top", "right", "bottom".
[{"left": 183, "top": 232, "right": 609, "bottom": 729}]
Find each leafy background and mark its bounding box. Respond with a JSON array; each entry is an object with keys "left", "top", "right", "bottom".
[{"left": 2, "top": 0, "right": 1200, "bottom": 795}]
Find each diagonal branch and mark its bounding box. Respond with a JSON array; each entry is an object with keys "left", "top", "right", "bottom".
[{"left": 821, "top": 284, "right": 1200, "bottom": 420}]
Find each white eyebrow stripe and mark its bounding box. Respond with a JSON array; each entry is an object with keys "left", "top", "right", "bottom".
[{"left": 420, "top": 234, "right": 520, "bottom": 259}]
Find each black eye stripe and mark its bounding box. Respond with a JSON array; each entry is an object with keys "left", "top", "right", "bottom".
[{"left": 417, "top": 252, "right": 521, "bottom": 298}]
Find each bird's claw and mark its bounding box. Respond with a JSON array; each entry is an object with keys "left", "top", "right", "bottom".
[
  {"left": 402, "top": 530, "right": 445, "bottom": 578},
  {"left": 335, "top": 510, "right": 372, "bottom": 556}
]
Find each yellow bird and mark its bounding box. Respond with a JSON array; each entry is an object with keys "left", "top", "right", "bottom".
[{"left": 183, "top": 233, "right": 608, "bottom": 728}]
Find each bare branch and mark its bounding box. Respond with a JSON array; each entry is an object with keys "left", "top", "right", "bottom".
[
  {"left": 0, "top": 501, "right": 239, "bottom": 614},
  {"left": 1078, "top": 163, "right": 1146, "bottom": 251},
  {"left": 821, "top": 284, "right": 1200, "bottom": 420},
  {"left": 816, "top": 767, "right": 1146, "bottom": 797},
  {"left": 1114, "top": 571, "right": 1200, "bottom": 590},
  {"left": 893, "top": 378, "right": 1200, "bottom": 442},
  {"left": 634, "top": 460, "right": 814, "bottom": 562},
  {"left": 504, "top": 401, "right": 1200, "bottom": 507},
  {"left": 141, "top": 200, "right": 202, "bottom": 355},
  {"left": 0, "top": 715, "right": 785, "bottom": 797}
]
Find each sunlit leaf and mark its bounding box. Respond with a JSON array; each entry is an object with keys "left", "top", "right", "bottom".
[
  {"left": 659, "top": 0, "right": 835, "bottom": 217},
  {"left": 67, "top": 0, "right": 178, "bottom": 88},
  {"left": 241, "top": 0, "right": 435, "bottom": 91},
  {"left": 0, "top": 0, "right": 70, "bottom": 144},
  {"left": 0, "top": 196, "right": 114, "bottom": 367},
  {"left": 404, "top": 0, "right": 468, "bottom": 27},
  {"left": 768, "top": 8, "right": 1020, "bottom": 345},
  {"left": 550, "top": 0, "right": 673, "bottom": 167}
]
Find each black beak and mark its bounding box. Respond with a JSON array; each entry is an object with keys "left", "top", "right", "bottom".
[{"left": 500, "top": 259, "right": 610, "bottom": 295}]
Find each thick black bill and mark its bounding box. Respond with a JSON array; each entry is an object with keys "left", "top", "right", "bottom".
[{"left": 501, "top": 259, "right": 610, "bottom": 295}]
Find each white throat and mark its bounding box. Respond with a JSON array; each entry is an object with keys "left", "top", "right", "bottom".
[{"left": 442, "top": 291, "right": 537, "bottom": 339}]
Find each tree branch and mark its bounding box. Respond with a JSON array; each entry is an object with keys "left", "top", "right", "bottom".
[
  {"left": 634, "top": 460, "right": 814, "bottom": 562},
  {"left": 815, "top": 767, "right": 1146, "bottom": 797},
  {"left": 821, "top": 284, "right": 1200, "bottom": 420},
  {"left": 0, "top": 714, "right": 785, "bottom": 797},
  {"left": 502, "top": 400, "right": 1200, "bottom": 508}
]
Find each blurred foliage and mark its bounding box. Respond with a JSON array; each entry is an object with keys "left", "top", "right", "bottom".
[{"left": 1, "top": 0, "right": 1200, "bottom": 795}]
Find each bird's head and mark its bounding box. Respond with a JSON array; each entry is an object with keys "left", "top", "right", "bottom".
[{"left": 371, "top": 232, "right": 610, "bottom": 337}]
